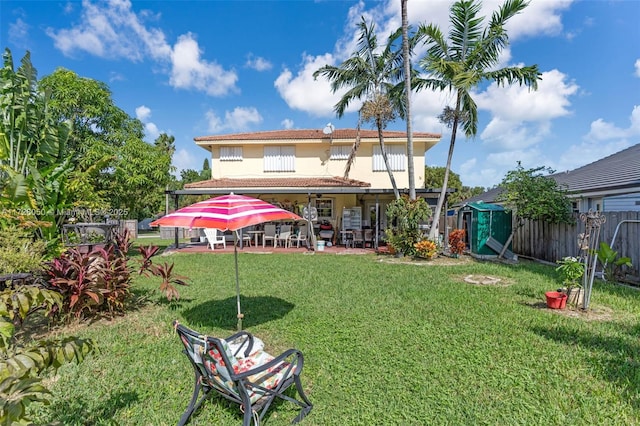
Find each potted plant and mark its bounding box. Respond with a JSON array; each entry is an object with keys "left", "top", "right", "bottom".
[{"left": 555, "top": 256, "right": 584, "bottom": 307}]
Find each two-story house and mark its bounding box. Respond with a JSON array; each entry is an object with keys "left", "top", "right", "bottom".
[{"left": 176, "top": 128, "right": 441, "bottom": 242}]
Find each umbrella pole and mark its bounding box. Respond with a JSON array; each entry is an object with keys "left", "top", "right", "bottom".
[{"left": 233, "top": 234, "right": 243, "bottom": 331}]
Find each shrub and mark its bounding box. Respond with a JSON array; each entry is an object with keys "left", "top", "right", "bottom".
[
  {"left": 0, "top": 284, "right": 95, "bottom": 424},
  {"left": 385, "top": 196, "right": 432, "bottom": 257},
  {"left": 448, "top": 229, "right": 466, "bottom": 255},
  {"left": 414, "top": 239, "right": 439, "bottom": 259},
  {"left": 0, "top": 225, "right": 47, "bottom": 274},
  {"left": 45, "top": 230, "right": 135, "bottom": 320}
]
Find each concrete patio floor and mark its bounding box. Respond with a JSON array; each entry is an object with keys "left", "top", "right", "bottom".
[{"left": 164, "top": 240, "right": 377, "bottom": 255}]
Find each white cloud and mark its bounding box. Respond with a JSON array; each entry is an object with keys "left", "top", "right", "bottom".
[
  {"left": 635, "top": 59, "right": 640, "bottom": 78},
  {"left": 135, "top": 105, "right": 152, "bottom": 121},
  {"left": 172, "top": 148, "right": 198, "bottom": 177},
  {"left": 135, "top": 105, "right": 161, "bottom": 141},
  {"left": 46, "top": 0, "right": 237, "bottom": 96},
  {"left": 245, "top": 54, "right": 272, "bottom": 71},
  {"left": 169, "top": 33, "right": 238, "bottom": 96},
  {"left": 46, "top": 0, "right": 171, "bottom": 61},
  {"left": 281, "top": 118, "right": 294, "bottom": 129},
  {"left": 474, "top": 69, "right": 578, "bottom": 150},
  {"left": 8, "top": 18, "right": 29, "bottom": 47},
  {"left": 585, "top": 105, "right": 640, "bottom": 141},
  {"left": 144, "top": 122, "right": 160, "bottom": 140},
  {"left": 274, "top": 53, "right": 356, "bottom": 117},
  {"left": 206, "top": 107, "right": 263, "bottom": 133}
]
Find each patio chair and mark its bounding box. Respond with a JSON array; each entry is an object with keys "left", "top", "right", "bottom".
[
  {"left": 277, "top": 230, "right": 292, "bottom": 248},
  {"left": 236, "top": 230, "right": 252, "bottom": 247},
  {"left": 352, "top": 229, "right": 364, "bottom": 248},
  {"left": 290, "top": 223, "right": 309, "bottom": 248},
  {"left": 204, "top": 228, "right": 226, "bottom": 250},
  {"left": 263, "top": 224, "right": 277, "bottom": 248},
  {"left": 173, "top": 321, "right": 313, "bottom": 426}
]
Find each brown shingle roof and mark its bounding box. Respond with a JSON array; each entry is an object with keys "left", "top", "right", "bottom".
[
  {"left": 185, "top": 176, "right": 371, "bottom": 189},
  {"left": 194, "top": 128, "right": 440, "bottom": 142}
]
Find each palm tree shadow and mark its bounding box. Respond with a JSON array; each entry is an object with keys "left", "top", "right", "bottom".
[
  {"left": 531, "top": 323, "right": 640, "bottom": 409},
  {"left": 182, "top": 296, "right": 295, "bottom": 330}
]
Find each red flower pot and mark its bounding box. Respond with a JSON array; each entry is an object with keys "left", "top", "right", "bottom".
[{"left": 545, "top": 291, "right": 567, "bottom": 309}]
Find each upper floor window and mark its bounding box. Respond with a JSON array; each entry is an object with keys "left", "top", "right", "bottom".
[
  {"left": 264, "top": 146, "right": 295, "bottom": 172},
  {"left": 220, "top": 146, "right": 243, "bottom": 161},
  {"left": 330, "top": 145, "right": 350, "bottom": 160},
  {"left": 373, "top": 145, "right": 406, "bottom": 172}
]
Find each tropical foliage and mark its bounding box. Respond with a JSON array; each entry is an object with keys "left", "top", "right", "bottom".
[
  {"left": 0, "top": 49, "right": 74, "bottom": 242},
  {"left": 0, "top": 282, "right": 95, "bottom": 424},
  {"left": 314, "top": 18, "right": 415, "bottom": 199},
  {"left": 415, "top": 0, "right": 541, "bottom": 239},
  {"left": 448, "top": 229, "right": 466, "bottom": 255},
  {"left": 496, "top": 162, "right": 573, "bottom": 225},
  {"left": 385, "top": 195, "right": 432, "bottom": 256}
]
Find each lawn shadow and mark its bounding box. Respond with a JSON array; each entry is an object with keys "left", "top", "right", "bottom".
[
  {"left": 182, "top": 295, "right": 294, "bottom": 330},
  {"left": 531, "top": 323, "right": 640, "bottom": 409},
  {"left": 42, "top": 390, "right": 139, "bottom": 424}
]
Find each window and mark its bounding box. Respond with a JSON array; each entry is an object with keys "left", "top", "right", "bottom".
[
  {"left": 315, "top": 198, "right": 334, "bottom": 219},
  {"left": 330, "top": 145, "right": 350, "bottom": 160},
  {"left": 220, "top": 146, "right": 243, "bottom": 161},
  {"left": 373, "top": 145, "right": 406, "bottom": 171},
  {"left": 264, "top": 146, "right": 295, "bottom": 172}
]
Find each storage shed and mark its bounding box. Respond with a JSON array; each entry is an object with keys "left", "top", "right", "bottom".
[{"left": 457, "top": 202, "right": 513, "bottom": 257}]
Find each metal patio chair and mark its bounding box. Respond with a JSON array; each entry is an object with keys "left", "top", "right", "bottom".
[{"left": 173, "top": 321, "right": 313, "bottom": 426}]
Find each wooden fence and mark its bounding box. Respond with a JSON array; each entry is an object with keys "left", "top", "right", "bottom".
[{"left": 512, "top": 211, "right": 640, "bottom": 281}]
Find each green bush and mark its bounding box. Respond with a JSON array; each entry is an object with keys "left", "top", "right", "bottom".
[
  {"left": 385, "top": 196, "right": 432, "bottom": 256},
  {"left": 0, "top": 225, "right": 47, "bottom": 274}
]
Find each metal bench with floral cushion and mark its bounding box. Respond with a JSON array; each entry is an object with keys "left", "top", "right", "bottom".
[{"left": 173, "top": 321, "right": 313, "bottom": 426}]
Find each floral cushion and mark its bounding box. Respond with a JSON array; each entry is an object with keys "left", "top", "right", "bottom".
[
  {"left": 233, "top": 350, "right": 294, "bottom": 404},
  {"left": 179, "top": 333, "right": 293, "bottom": 404}
]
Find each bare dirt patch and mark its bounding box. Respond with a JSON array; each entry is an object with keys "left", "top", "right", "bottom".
[
  {"left": 461, "top": 274, "right": 513, "bottom": 287},
  {"left": 527, "top": 301, "right": 615, "bottom": 321},
  {"left": 377, "top": 254, "right": 474, "bottom": 266}
]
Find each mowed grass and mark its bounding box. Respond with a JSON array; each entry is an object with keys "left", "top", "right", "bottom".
[{"left": 31, "top": 244, "right": 640, "bottom": 425}]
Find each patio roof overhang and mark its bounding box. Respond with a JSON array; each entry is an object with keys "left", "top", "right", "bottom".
[{"left": 168, "top": 187, "right": 454, "bottom": 196}]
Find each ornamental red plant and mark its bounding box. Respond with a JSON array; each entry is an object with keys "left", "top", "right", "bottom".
[{"left": 448, "top": 229, "right": 466, "bottom": 255}]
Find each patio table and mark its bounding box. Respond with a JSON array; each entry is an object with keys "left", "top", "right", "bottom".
[{"left": 247, "top": 230, "right": 264, "bottom": 246}]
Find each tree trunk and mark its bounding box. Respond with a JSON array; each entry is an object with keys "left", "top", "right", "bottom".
[
  {"left": 428, "top": 93, "right": 461, "bottom": 240},
  {"left": 376, "top": 119, "right": 400, "bottom": 200},
  {"left": 401, "top": 0, "right": 415, "bottom": 200}
]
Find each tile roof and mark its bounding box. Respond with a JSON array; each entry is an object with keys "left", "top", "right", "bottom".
[
  {"left": 551, "top": 143, "right": 640, "bottom": 192},
  {"left": 194, "top": 128, "right": 440, "bottom": 142},
  {"left": 184, "top": 176, "right": 372, "bottom": 189},
  {"left": 462, "top": 143, "right": 640, "bottom": 204}
]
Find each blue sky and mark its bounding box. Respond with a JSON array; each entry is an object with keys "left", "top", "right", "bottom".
[{"left": 2, "top": 0, "right": 639, "bottom": 189}]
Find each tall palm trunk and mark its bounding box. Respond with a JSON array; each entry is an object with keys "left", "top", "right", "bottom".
[
  {"left": 401, "top": 0, "right": 416, "bottom": 200},
  {"left": 376, "top": 118, "right": 400, "bottom": 200},
  {"left": 428, "top": 92, "right": 461, "bottom": 240}
]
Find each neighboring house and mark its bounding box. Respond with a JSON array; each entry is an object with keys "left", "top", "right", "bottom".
[
  {"left": 461, "top": 143, "right": 640, "bottom": 213},
  {"left": 174, "top": 128, "right": 441, "bottom": 243}
]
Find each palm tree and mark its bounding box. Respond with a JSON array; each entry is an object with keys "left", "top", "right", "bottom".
[
  {"left": 314, "top": 17, "right": 407, "bottom": 200},
  {"left": 415, "top": 0, "right": 541, "bottom": 240},
  {"left": 401, "top": 0, "right": 416, "bottom": 200}
]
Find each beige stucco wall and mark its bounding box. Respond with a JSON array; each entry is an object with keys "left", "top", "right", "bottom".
[{"left": 209, "top": 140, "right": 428, "bottom": 189}]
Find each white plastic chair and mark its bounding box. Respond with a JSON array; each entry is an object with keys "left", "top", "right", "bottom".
[
  {"left": 263, "top": 224, "right": 277, "bottom": 248},
  {"left": 235, "top": 230, "right": 252, "bottom": 247},
  {"left": 291, "top": 223, "right": 309, "bottom": 248},
  {"left": 204, "top": 229, "right": 226, "bottom": 250}
]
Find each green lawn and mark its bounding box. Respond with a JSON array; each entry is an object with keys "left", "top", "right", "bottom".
[{"left": 31, "top": 245, "right": 640, "bottom": 425}]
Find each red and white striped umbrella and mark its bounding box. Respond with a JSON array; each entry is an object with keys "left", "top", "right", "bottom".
[
  {"left": 150, "top": 193, "right": 301, "bottom": 230},
  {"left": 150, "top": 193, "right": 302, "bottom": 330}
]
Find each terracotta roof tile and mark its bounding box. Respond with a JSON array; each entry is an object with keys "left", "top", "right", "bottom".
[
  {"left": 194, "top": 128, "right": 440, "bottom": 142},
  {"left": 185, "top": 176, "right": 372, "bottom": 189}
]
